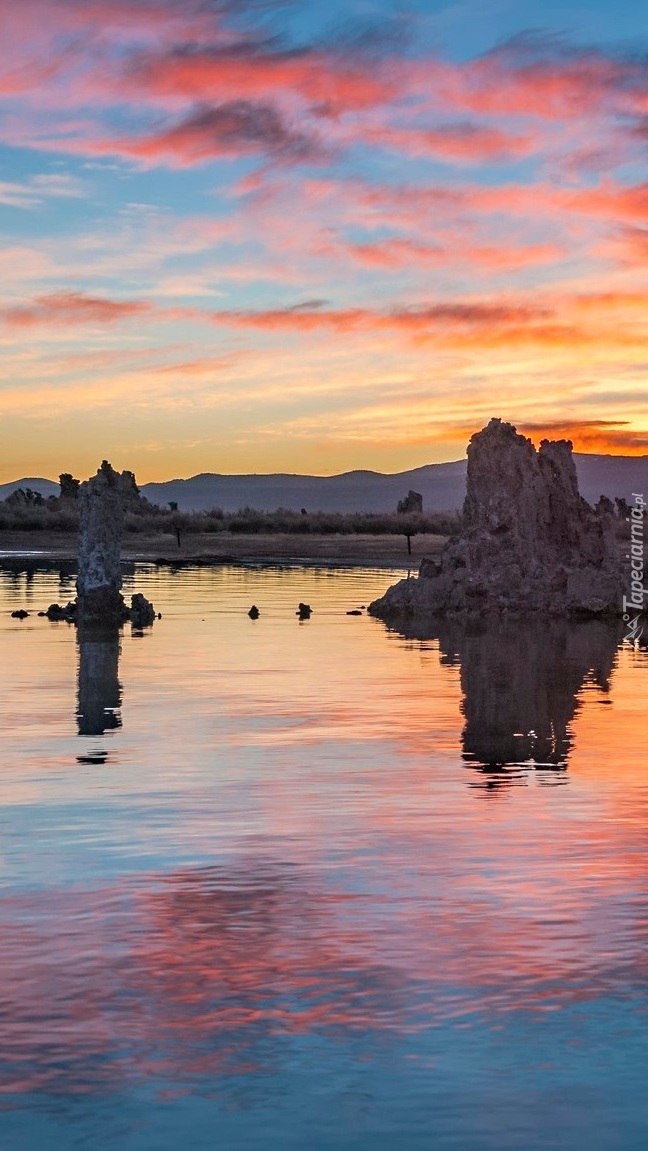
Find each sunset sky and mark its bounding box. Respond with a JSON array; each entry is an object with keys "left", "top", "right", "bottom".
[{"left": 1, "top": 0, "right": 648, "bottom": 482}]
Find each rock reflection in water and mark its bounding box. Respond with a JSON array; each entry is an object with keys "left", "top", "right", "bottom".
[
  {"left": 385, "top": 616, "right": 620, "bottom": 786},
  {"left": 76, "top": 626, "right": 122, "bottom": 736}
]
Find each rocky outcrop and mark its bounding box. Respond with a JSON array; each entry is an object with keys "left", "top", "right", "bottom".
[
  {"left": 370, "top": 419, "right": 624, "bottom": 618},
  {"left": 397, "top": 490, "right": 423, "bottom": 513},
  {"left": 5, "top": 487, "right": 44, "bottom": 507}
]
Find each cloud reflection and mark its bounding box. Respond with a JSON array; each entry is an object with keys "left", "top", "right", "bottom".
[{"left": 0, "top": 861, "right": 410, "bottom": 1097}]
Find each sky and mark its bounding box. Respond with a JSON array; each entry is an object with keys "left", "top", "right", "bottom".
[{"left": 1, "top": 0, "right": 648, "bottom": 482}]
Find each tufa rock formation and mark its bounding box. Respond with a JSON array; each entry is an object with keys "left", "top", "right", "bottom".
[
  {"left": 76, "top": 461, "right": 126, "bottom": 626},
  {"left": 397, "top": 489, "right": 423, "bottom": 514},
  {"left": 75, "top": 461, "right": 156, "bottom": 629},
  {"left": 5, "top": 487, "right": 44, "bottom": 507},
  {"left": 130, "top": 593, "right": 157, "bottom": 628},
  {"left": 59, "top": 473, "right": 81, "bottom": 501},
  {"left": 370, "top": 419, "right": 623, "bottom": 618}
]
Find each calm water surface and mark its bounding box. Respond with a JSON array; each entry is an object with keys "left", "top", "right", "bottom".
[{"left": 0, "top": 562, "right": 647, "bottom": 1150}]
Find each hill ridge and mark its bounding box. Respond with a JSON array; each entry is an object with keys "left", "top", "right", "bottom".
[{"left": 3, "top": 452, "right": 646, "bottom": 515}]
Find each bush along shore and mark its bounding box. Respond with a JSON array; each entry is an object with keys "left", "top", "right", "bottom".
[
  {"left": 0, "top": 472, "right": 462, "bottom": 541},
  {"left": 1, "top": 465, "right": 632, "bottom": 576}
]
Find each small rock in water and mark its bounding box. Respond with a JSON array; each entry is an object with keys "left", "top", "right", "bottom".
[
  {"left": 129, "top": 593, "right": 156, "bottom": 628},
  {"left": 346, "top": 609, "right": 363, "bottom": 616},
  {"left": 248, "top": 605, "right": 260, "bottom": 619},
  {"left": 11, "top": 610, "right": 29, "bottom": 619},
  {"left": 45, "top": 602, "right": 77, "bottom": 622},
  {"left": 297, "top": 602, "right": 312, "bottom": 620}
]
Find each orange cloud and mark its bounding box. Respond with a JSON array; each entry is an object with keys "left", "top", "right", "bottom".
[
  {"left": 518, "top": 420, "right": 648, "bottom": 453},
  {"left": 209, "top": 300, "right": 549, "bottom": 335},
  {"left": 205, "top": 299, "right": 614, "bottom": 356}
]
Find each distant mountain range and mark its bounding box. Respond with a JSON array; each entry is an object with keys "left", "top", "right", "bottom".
[
  {"left": 0, "top": 477, "right": 61, "bottom": 502},
  {"left": 2, "top": 453, "right": 647, "bottom": 514}
]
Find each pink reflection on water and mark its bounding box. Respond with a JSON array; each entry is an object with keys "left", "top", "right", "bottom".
[{"left": 0, "top": 565, "right": 647, "bottom": 1103}]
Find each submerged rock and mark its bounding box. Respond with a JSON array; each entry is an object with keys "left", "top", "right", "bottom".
[{"left": 370, "top": 419, "right": 623, "bottom": 619}]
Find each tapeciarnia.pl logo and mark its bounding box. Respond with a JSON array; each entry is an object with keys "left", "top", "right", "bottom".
[{"left": 622, "top": 492, "right": 646, "bottom": 647}]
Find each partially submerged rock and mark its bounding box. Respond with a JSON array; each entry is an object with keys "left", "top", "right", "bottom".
[
  {"left": 130, "top": 593, "right": 156, "bottom": 628},
  {"left": 370, "top": 419, "right": 624, "bottom": 619},
  {"left": 45, "top": 601, "right": 77, "bottom": 622}
]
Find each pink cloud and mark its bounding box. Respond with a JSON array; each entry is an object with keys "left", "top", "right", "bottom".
[
  {"left": 126, "top": 42, "right": 398, "bottom": 116},
  {"left": 431, "top": 37, "right": 648, "bottom": 122},
  {"left": 107, "top": 101, "right": 323, "bottom": 166},
  {"left": 0, "top": 291, "right": 152, "bottom": 327},
  {"left": 361, "top": 122, "right": 537, "bottom": 165},
  {"left": 2, "top": 5, "right": 647, "bottom": 178},
  {"left": 344, "top": 237, "right": 564, "bottom": 272}
]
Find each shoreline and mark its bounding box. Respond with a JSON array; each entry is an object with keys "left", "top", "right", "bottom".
[{"left": 0, "top": 530, "right": 447, "bottom": 570}]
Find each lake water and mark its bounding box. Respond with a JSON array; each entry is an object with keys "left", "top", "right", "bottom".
[{"left": 1, "top": 561, "right": 647, "bottom": 1150}]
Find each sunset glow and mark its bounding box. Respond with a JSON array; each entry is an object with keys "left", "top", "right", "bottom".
[{"left": 1, "top": 0, "right": 648, "bottom": 480}]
